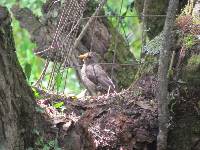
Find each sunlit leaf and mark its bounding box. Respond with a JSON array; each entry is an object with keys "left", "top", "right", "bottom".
[
  {"left": 53, "top": 102, "right": 64, "bottom": 109},
  {"left": 32, "top": 87, "right": 41, "bottom": 98}
]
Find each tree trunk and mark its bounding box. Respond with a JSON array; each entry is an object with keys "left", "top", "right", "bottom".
[{"left": 0, "top": 6, "right": 36, "bottom": 150}]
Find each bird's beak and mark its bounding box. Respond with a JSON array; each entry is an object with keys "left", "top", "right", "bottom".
[{"left": 79, "top": 53, "right": 89, "bottom": 60}]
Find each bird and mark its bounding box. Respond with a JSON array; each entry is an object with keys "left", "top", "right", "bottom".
[{"left": 79, "top": 52, "right": 116, "bottom": 95}]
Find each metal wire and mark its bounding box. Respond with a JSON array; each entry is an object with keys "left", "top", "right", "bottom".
[
  {"left": 34, "top": 0, "right": 163, "bottom": 94},
  {"left": 34, "top": 13, "right": 167, "bottom": 56},
  {"left": 111, "top": 0, "right": 124, "bottom": 80}
]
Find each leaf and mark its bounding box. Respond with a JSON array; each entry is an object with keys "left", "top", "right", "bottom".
[
  {"left": 35, "top": 106, "right": 45, "bottom": 113},
  {"left": 32, "top": 87, "right": 41, "bottom": 98},
  {"left": 48, "top": 140, "right": 55, "bottom": 147},
  {"left": 33, "top": 128, "right": 40, "bottom": 136},
  {"left": 70, "top": 96, "right": 77, "bottom": 100},
  {"left": 53, "top": 102, "right": 64, "bottom": 109},
  {"left": 54, "top": 139, "right": 62, "bottom": 150},
  {"left": 42, "top": 145, "right": 50, "bottom": 150},
  {"left": 24, "top": 63, "right": 32, "bottom": 80}
]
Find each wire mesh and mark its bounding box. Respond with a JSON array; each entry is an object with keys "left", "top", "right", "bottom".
[{"left": 34, "top": 0, "right": 166, "bottom": 95}]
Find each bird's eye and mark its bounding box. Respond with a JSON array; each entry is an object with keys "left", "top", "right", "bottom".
[{"left": 87, "top": 56, "right": 91, "bottom": 59}]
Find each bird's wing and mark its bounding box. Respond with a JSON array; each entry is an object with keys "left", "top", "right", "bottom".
[{"left": 86, "top": 64, "right": 115, "bottom": 91}]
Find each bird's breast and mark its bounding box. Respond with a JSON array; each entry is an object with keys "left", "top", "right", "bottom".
[{"left": 81, "top": 64, "right": 87, "bottom": 78}]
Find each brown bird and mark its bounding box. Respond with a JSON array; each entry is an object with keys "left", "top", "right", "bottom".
[{"left": 79, "top": 52, "right": 116, "bottom": 95}]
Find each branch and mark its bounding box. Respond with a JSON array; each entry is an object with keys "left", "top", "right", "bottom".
[{"left": 156, "top": 0, "right": 179, "bottom": 150}]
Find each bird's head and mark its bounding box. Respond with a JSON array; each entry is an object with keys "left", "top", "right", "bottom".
[{"left": 79, "top": 52, "right": 100, "bottom": 64}]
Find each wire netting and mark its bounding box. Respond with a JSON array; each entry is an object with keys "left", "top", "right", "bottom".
[{"left": 34, "top": 0, "right": 167, "bottom": 94}]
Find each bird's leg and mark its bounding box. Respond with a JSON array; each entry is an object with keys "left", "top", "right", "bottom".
[
  {"left": 113, "top": 90, "right": 117, "bottom": 95},
  {"left": 106, "top": 86, "right": 111, "bottom": 97}
]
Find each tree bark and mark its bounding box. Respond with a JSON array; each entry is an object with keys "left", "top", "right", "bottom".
[{"left": 0, "top": 6, "right": 36, "bottom": 150}]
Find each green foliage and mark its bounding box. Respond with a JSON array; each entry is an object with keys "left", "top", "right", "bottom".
[
  {"left": 53, "top": 101, "right": 64, "bottom": 109},
  {"left": 1, "top": 0, "right": 14, "bottom": 9},
  {"left": 18, "top": 0, "right": 43, "bottom": 16},
  {"left": 182, "top": 54, "right": 200, "bottom": 86},
  {"left": 33, "top": 129, "right": 62, "bottom": 150},
  {"left": 135, "top": 55, "right": 157, "bottom": 79},
  {"left": 32, "top": 87, "right": 41, "bottom": 98},
  {"left": 35, "top": 136, "right": 61, "bottom": 150},
  {"left": 35, "top": 106, "right": 45, "bottom": 113},
  {"left": 183, "top": 34, "right": 197, "bottom": 49},
  {"left": 105, "top": 0, "right": 142, "bottom": 59},
  {"left": 50, "top": 68, "right": 82, "bottom": 94},
  {"left": 1, "top": 0, "right": 43, "bottom": 15},
  {"left": 10, "top": 17, "right": 45, "bottom": 85},
  {"left": 64, "top": 68, "right": 83, "bottom": 94},
  {"left": 188, "top": 55, "right": 200, "bottom": 65}
]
